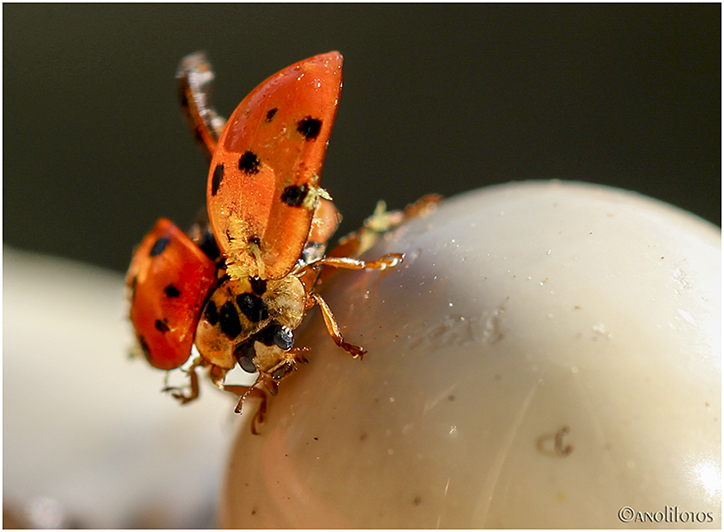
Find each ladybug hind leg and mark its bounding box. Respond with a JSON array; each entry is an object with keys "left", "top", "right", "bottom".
[
  {"left": 177, "top": 52, "right": 227, "bottom": 162},
  {"left": 162, "top": 356, "right": 204, "bottom": 405}
]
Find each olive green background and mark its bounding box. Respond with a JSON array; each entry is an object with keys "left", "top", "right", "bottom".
[{"left": 4, "top": 4, "right": 720, "bottom": 273}]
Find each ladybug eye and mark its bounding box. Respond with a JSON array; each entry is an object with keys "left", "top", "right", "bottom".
[
  {"left": 255, "top": 322, "right": 294, "bottom": 351},
  {"left": 238, "top": 355, "right": 257, "bottom": 374},
  {"left": 234, "top": 340, "right": 257, "bottom": 373},
  {"left": 272, "top": 325, "right": 294, "bottom": 351}
]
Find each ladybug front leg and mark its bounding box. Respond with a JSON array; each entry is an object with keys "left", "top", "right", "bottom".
[
  {"left": 177, "top": 52, "right": 227, "bottom": 162},
  {"left": 223, "top": 380, "right": 268, "bottom": 435},
  {"left": 299, "top": 253, "right": 404, "bottom": 358},
  {"left": 308, "top": 292, "right": 366, "bottom": 359}
]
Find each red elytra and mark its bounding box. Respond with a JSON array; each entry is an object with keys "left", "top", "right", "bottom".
[
  {"left": 207, "top": 52, "right": 343, "bottom": 280},
  {"left": 127, "top": 218, "right": 216, "bottom": 370},
  {"left": 126, "top": 52, "right": 410, "bottom": 430},
  {"left": 128, "top": 53, "right": 344, "bottom": 375}
]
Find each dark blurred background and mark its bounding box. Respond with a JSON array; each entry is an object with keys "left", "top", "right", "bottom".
[{"left": 4, "top": 4, "right": 720, "bottom": 273}]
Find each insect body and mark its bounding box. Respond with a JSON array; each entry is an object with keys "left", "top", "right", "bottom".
[{"left": 127, "top": 52, "right": 406, "bottom": 431}]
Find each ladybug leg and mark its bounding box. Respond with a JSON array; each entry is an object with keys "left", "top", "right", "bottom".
[
  {"left": 399, "top": 193, "right": 443, "bottom": 219},
  {"left": 308, "top": 292, "right": 366, "bottom": 359},
  {"left": 177, "top": 52, "right": 226, "bottom": 162},
  {"left": 299, "top": 255, "right": 404, "bottom": 358},
  {"left": 327, "top": 194, "right": 443, "bottom": 260},
  {"left": 305, "top": 253, "right": 404, "bottom": 274},
  {"left": 223, "top": 379, "right": 268, "bottom": 435},
  {"left": 162, "top": 357, "right": 203, "bottom": 405}
]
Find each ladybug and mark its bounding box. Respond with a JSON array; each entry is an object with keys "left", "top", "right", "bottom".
[{"left": 127, "top": 51, "right": 428, "bottom": 432}]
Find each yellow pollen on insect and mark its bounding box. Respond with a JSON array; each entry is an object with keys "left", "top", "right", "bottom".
[
  {"left": 367, "top": 200, "right": 392, "bottom": 232},
  {"left": 225, "top": 215, "right": 264, "bottom": 279},
  {"left": 301, "top": 184, "right": 330, "bottom": 212},
  {"left": 248, "top": 240, "right": 265, "bottom": 278},
  {"left": 225, "top": 260, "right": 247, "bottom": 281}
]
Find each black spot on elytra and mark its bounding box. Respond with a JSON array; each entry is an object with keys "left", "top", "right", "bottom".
[
  {"left": 238, "top": 151, "right": 261, "bottom": 175},
  {"left": 248, "top": 235, "right": 261, "bottom": 247},
  {"left": 138, "top": 336, "right": 151, "bottom": 360},
  {"left": 249, "top": 276, "right": 267, "bottom": 295},
  {"left": 204, "top": 300, "right": 219, "bottom": 325},
  {"left": 211, "top": 164, "right": 224, "bottom": 196},
  {"left": 281, "top": 184, "right": 309, "bottom": 207},
  {"left": 265, "top": 108, "right": 278, "bottom": 122},
  {"left": 155, "top": 319, "right": 170, "bottom": 333},
  {"left": 150, "top": 237, "right": 170, "bottom": 257},
  {"left": 297, "top": 116, "right": 322, "bottom": 140},
  {"left": 236, "top": 293, "right": 268, "bottom": 323},
  {"left": 164, "top": 284, "right": 180, "bottom": 298},
  {"left": 219, "top": 301, "right": 242, "bottom": 339}
]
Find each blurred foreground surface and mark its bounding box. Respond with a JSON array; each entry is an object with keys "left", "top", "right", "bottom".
[{"left": 3, "top": 247, "right": 242, "bottom": 528}]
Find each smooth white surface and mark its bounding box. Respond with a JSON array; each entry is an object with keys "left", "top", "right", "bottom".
[
  {"left": 3, "top": 248, "right": 243, "bottom": 528},
  {"left": 220, "top": 181, "right": 720, "bottom": 528}
]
